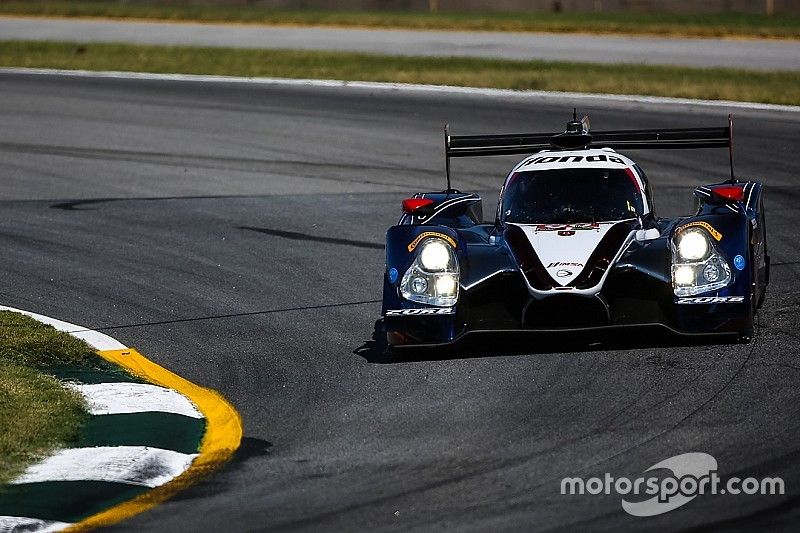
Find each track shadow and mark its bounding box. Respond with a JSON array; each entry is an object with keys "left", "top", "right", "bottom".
[
  {"left": 169, "top": 437, "right": 273, "bottom": 502},
  {"left": 354, "top": 319, "right": 737, "bottom": 364},
  {"left": 237, "top": 225, "right": 384, "bottom": 250},
  {"left": 352, "top": 319, "right": 394, "bottom": 364},
  {"left": 231, "top": 436, "right": 274, "bottom": 464}
]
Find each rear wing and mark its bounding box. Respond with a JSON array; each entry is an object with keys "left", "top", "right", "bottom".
[{"left": 443, "top": 113, "right": 734, "bottom": 190}]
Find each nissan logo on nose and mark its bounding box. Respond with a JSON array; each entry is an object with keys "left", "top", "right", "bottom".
[{"left": 556, "top": 269, "right": 572, "bottom": 277}]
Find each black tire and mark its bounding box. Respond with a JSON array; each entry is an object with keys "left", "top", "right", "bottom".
[
  {"left": 756, "top": 253, "right": 769, "bottom": 310},
  {"left": 756, "top": 201, "right": 769, "bottom": 309},
  {"left": 739, "top": 232, "right": 757, "bottom": 343}
]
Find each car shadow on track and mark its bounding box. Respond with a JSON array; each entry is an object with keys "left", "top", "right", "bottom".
[{"left": 353, "top": 320, "right": 737, "bottom": 364}]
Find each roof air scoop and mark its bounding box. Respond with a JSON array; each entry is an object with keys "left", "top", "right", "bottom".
[{"left": 550, "top": 109, "right": 592, "bottom": 150}]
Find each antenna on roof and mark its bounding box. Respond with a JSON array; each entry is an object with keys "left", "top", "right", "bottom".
[
  {"left": 727, "top": 114, "right": 736, "bottom": 184},
  {"left": 444, "top": 123, "right": 453, "bottom": 193},
  {"left": 551, "top": 108, "right": 592, "bottom": 149}
]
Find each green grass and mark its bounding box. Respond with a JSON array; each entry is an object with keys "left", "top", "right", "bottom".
[
  {"left": 0, "top": 1, "right": 799, "bottom": 39},
  {"left": 0, "top": 310, "right": 98, "bottom": 367},
  {"left": 0, "top": 311, "right": 93, "bottom": 483},
  {"left": 2, "top": 40, "right": 799, "bottom": 106}
]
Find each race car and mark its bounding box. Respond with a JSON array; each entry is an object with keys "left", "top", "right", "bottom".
[{"left": 381, "top": 113, "right": 769, "bottom": 348}]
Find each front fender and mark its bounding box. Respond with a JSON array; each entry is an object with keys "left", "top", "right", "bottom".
[
  {"left": 670, "top": 213, "right": 752, "bottom": 302},
  {"left": 382, "top": 225, "right": 467, "bottom": 345}
]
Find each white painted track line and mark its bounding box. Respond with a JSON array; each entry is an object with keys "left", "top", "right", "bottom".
[
  {"left": 0, "top": 517, "right": 72, "bottom": 532},
  {"left": 11, "top": 446, "right": 198, "bottom": 488},
  {"left": 1, "top": 67, "right": 798, "bottom": 113},
  {"left": 68, "top": 383, "right": 203, "bottom": 419},
  {"left": 0, "top": 305, "right": 125, "bottom": 351}
]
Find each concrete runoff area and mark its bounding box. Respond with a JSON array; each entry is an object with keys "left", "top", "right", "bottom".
[{"left": 0, "top": 16, "right": 799, "bottom": 71}]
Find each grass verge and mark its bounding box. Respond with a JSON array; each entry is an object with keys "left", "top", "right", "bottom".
[
  {"left": 0, "top": 2, "right": 799, "bottom": 40},
  {"left": 1, "top": 41, "right": 799, "bottom": 106},
  {"left": 0, "top": 311, "right": 94, "bottom": 484}
]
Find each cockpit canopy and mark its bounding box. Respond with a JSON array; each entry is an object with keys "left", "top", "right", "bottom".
[{"left": 501, "top": 167, "right": 645, "bottom": 225}]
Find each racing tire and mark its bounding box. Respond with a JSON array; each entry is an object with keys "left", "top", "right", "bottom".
[{"left": 738, "top": 237, "right": 757, "bottom": 344}]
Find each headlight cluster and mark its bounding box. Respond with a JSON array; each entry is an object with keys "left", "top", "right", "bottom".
[
  {"left": 400, "top": 238, "right": 459, "bottom": 307},
  {"left": 671, "top": 227, "right": 732, "bottom": 296}
]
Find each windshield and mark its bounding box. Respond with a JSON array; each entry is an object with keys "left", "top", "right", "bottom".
[{"left": 501, "top": 168, "right": 644, "bottom": 224}]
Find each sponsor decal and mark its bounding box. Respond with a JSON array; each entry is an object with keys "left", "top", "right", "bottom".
[
  {"left": 387, "top": 267, "right": 399, "bottom": 284},
  {"left": 558, "top": 230, "right": 576, "bottom": 236},
  {"left": 734, "top": 254, "right": 746, "bottom": 271},
  {"left": 556, "top": 269, "right": 573, "bottom": 278},
  {"left": 523, "top": 154, "right": 627, "bottom": 166},
  {"left": 385, "top": 308, "right": 455, "bottom": 316},
  {"left": 535, "top": 222, "right": 599, "bottom": 232},
  {"left": 407, "top": 232, "right": 457, "bottom": 253},
  {"left": 677, "top": 296, "right": 745, "bottom": 304},
  {"left": 561, "top": 452, "right": 784, "bottom": 517},
  {"left": 548, "top": 262, "right": 584, "bottom": 268},
  {"left": 681, "top": 221, "right": 722, "bottom": 241}
]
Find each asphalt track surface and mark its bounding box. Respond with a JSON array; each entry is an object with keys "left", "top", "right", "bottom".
[
  {"left": 1, "top": 72, "right": 800, "bottom": 531},
  {"left": 2, "top": 16, "right": 800, "bottom": 71}
]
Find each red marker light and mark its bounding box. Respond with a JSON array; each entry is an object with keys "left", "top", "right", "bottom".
[
  {"left": 402, "top": 198, "right": 435, "bottom": 214},
  {"left": 712, "top": 185, "right": 744, "bottom": 202}
]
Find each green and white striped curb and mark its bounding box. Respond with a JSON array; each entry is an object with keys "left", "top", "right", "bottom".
[{"left": 0, "top": 305, "right": 241, "bottom": 532}]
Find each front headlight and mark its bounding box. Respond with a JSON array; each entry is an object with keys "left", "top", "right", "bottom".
[
  {"left": 400, "top": 238, "right": 459, "bottom": 307},
  {"left": 671, "top": 226, "right": 732, "bottom": 296},
  {"left": 419, "top": 240, "right": 451, "bottom": 271},
  {"left": 676, "top": 230, "right": 708, "bottom": 261},
  {"left": 673, "top": 265, "right": 695, "bottom": 286}
]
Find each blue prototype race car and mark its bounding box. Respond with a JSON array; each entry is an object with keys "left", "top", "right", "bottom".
[{"left": 381, "top": 113, "right": 769, "bottom": 348}]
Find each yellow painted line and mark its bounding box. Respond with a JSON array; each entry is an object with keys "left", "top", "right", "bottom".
[{"left": 64, "top": 348, "right": 243, "bottom": 532}]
